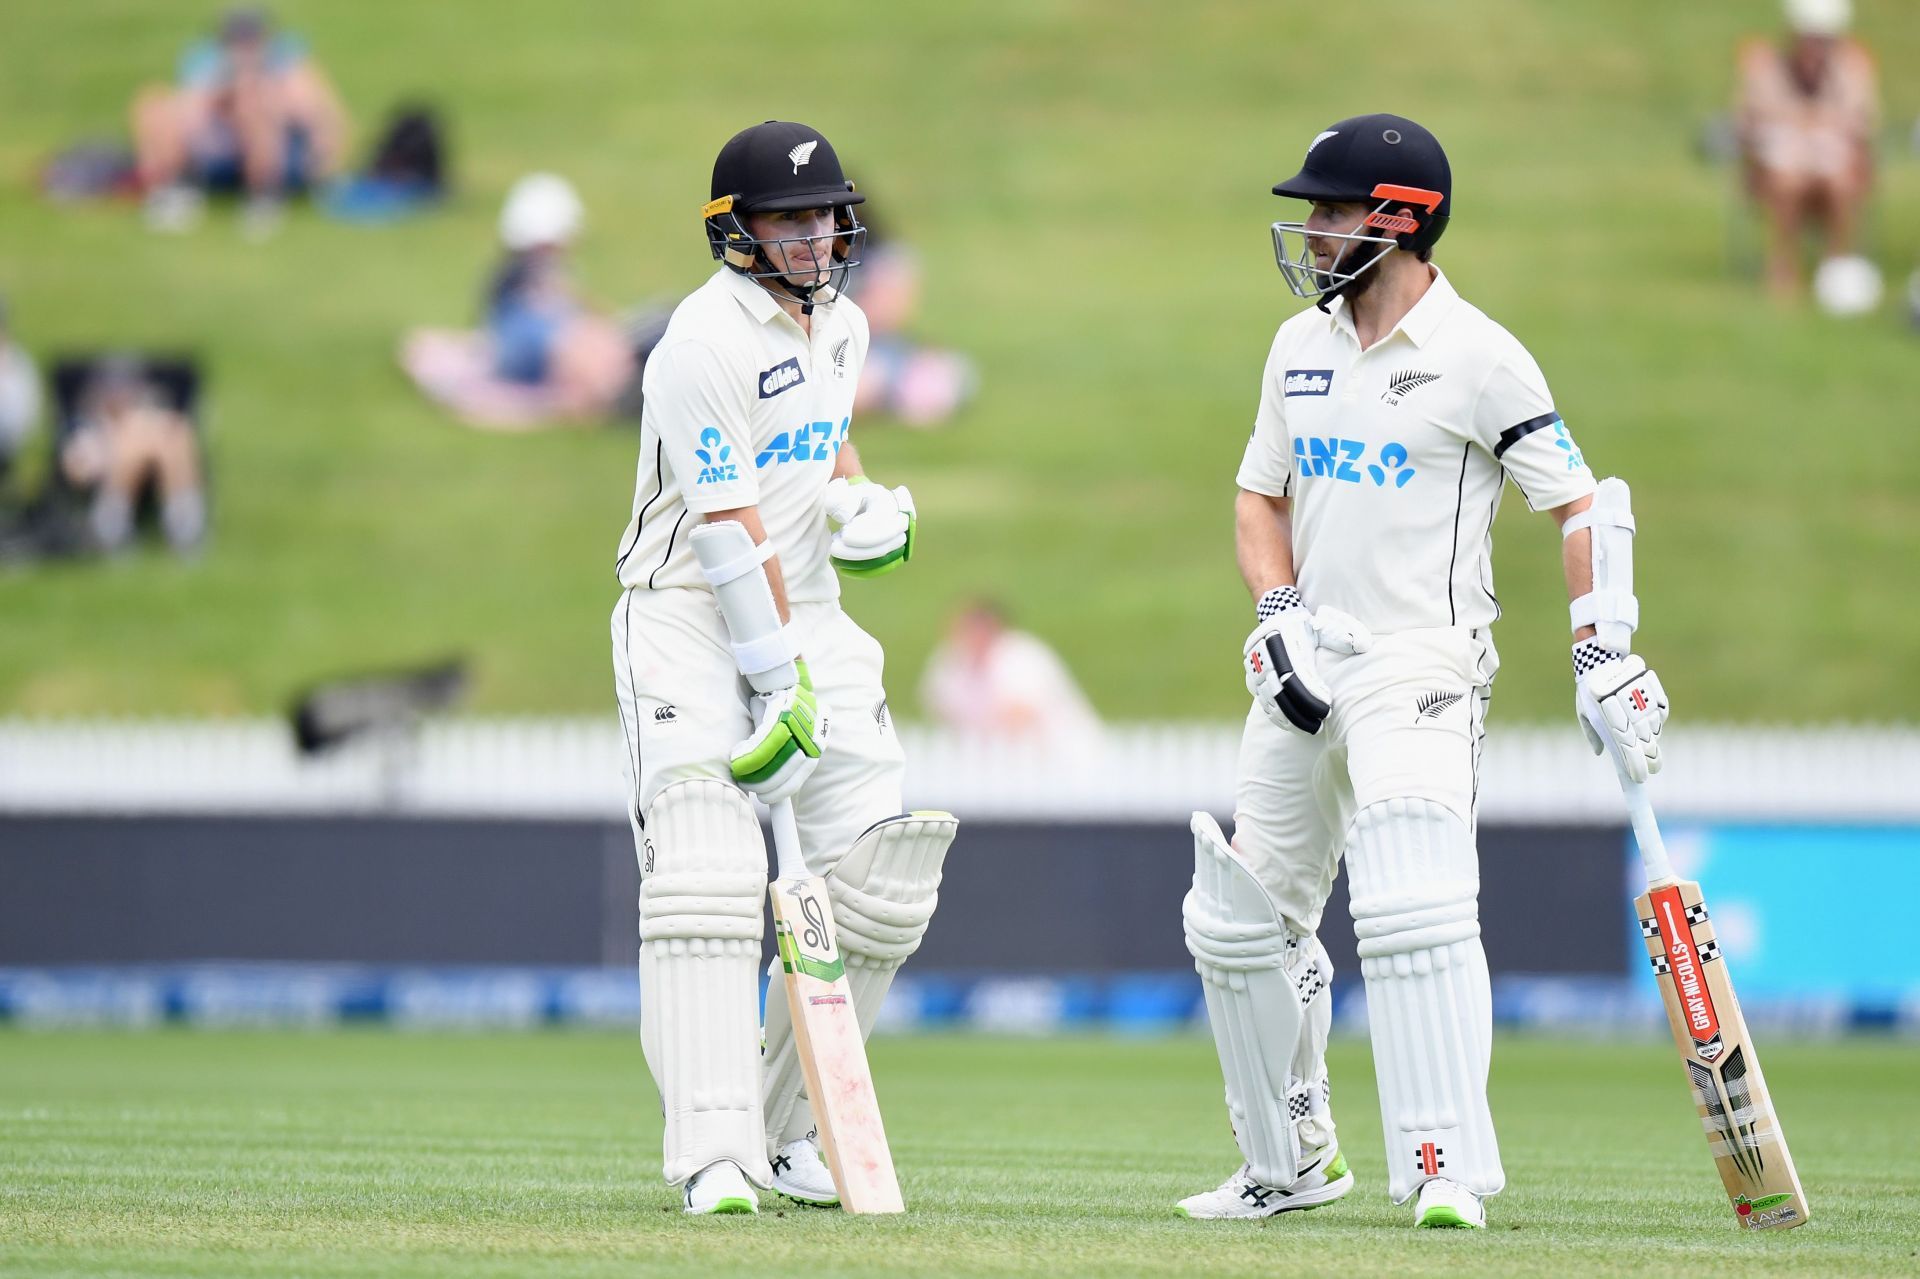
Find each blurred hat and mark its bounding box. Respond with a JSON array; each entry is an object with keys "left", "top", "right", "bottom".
[
  {"left": 1784, "top": 0, "right": 1850, "bottom": 36},
  {"left": 94, "top": 352, "right": 148, "bottom": 385},
  {"left": 220, "top": 6, "right": 270, "bottom": 42},
  {"left": 1813, "top": 255, "right": 1882, "bottom": 317},
  {"left": 710, "top": 121, "right": 864, "bottom": 214},
  {"left": 499, "top": 173, "right": 583, "bottom": 250}
]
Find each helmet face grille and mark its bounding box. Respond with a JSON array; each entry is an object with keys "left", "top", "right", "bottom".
[
  {"left": 1272, "top": 219, "right": 1402, "bottom": 301},
  {"left": 703, "top": 203, "right": 867, "bottom": 308}
]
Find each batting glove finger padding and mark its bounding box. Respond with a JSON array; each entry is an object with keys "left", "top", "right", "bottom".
[
  {"left": 1573, "top": 641, "right": 1668, "bottom": 784},
  {"left": 1309, "top": 605, "right": 1375, "bottom": 656},
  {"left": 825, "top": 477, "right": 916, "bottom": 578},
  {"left": 731, "top": 660, "right": 829, "bottom": 803}
]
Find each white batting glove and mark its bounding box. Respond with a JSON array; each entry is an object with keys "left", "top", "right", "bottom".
[
  {"left": 1573, "top": 639, "right": 1668, "bottom": 783},
  {"left": 823, "top": 476, "right": 916, "bottom": 578},
  {"left": 1244, "top": 587, "right": 1334, "bottom": 735}
]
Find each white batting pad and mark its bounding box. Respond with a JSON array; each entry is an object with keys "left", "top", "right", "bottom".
[
  {"left": 1183, "top": 812, "right": 1335, "bottom": 1188},
  {"left": 764, "top": 812, "right": 958, "bottom": 1150},
  {"left": 1345, "top": 797, "right": 1504, "bottom": 1202},
  {"left": 640, "top": 779, "right": 771, "bottom": 1186}
]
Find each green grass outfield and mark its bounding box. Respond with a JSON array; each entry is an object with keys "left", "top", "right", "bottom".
[
  {"left": 1, "top": 2, "right": 1918, "bottom": 720},
  {"left": 1, "top": 1031, "right": 1916, "bottom": 1277}
]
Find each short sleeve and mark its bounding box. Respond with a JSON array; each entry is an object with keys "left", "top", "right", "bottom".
[
  {"left": 644, "top": 341, "right": 759, "bottom": 513},
  {"left": 1234, "top": 342, "right": 1293, "bottom": 498},
  {"left": 1473, "top": 342, "right": 1595, "bottom": 512}
]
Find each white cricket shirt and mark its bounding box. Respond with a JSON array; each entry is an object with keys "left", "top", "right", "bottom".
[
  {"left": 1236, "top": 267, "right": 1596, "bottom": 634},
  {"left": 615, "top": 266, "right": 869, "bottom": 602}
]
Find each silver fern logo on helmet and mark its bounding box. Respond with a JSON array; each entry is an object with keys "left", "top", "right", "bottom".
[{"left": 788, "top": 141, "right": 819, "bottom": 173}]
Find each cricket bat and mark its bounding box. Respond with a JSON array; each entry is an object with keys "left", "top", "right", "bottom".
[
  {"left": 1615, "top": 770, "right": 1809, "bottom": 1231},
  {"left": 766, "top": 799, "right": 904, "bottom": 1214}
]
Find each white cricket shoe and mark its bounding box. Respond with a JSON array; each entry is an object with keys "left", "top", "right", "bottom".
[
  {"left": 1176, "top": 1148, "right": 1352, "bottom": 1219},
  {"left": 1414, "top": 1176, "right": 1485, "bottom": 1229},
  {"left": 770, "top": 1137, "right": 839, "bottom": 1207},
  {"left": 682, "top": 1159, "right": 757, "bottom": 1215}
]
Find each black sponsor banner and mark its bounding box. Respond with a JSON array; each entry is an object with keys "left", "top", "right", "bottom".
[{"left": 0, "top": 817, "right": 1628, "bottom": 976}]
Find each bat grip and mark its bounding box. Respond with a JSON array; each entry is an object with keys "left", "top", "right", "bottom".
[
  {"left": 769, "top": 798, "right": 810, "bottom": 881},
  {"left": 1610, "top": 756, "right": 1676, "bottom": 888}
]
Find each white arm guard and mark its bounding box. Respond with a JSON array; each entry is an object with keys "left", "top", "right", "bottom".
[
  {"left": 1562, "top": 476, "right": 1638, "bottom": 651},
  {"left": 688, "top": 520, "right": 801, "bottom": 693}
]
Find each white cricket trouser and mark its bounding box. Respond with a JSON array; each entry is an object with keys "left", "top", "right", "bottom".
[
  {"left": 611, "top": 585, "right": 907, "bottom": 876},
  {"left": 1232, "top": 625, "right": 1497, "bottom": 940}
]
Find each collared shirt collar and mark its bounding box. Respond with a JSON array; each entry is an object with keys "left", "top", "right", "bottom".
[
  {"left": 1321, "top": 264, "right": 1459, "bottom": 350},
  {"left": 720, "top": 265, "right": 784, "bottom": 325},
  {"left": 720, "top": 265, "right": 838, "bottom": 329}
]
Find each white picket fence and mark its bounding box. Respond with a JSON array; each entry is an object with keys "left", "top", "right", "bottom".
[{"left": 2, "top": 717, "right": 1917, "bottom": 822}]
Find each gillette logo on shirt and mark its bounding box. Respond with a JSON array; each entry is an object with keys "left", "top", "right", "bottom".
[
  {"left": 1284, "top": 369, "right": 1334, "bottom": 397},
  {"left": 758, "top": 358, "right": 806, "bottom": 399}
]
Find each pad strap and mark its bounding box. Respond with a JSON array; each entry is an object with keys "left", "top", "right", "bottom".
[
  {"left": 1569, "top": 590, "right": 1639, "bottom": 633},
  {"left": 731, "top": 626, "right": 802, "bottom": 679},
  {"left": 700, "top": 534, "right": 775, "bottom": 586},
  {"left": 1559, "top": 506, "right": 1635, "bottom": 538}
]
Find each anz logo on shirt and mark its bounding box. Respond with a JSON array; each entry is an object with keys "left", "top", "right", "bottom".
[
  {"left": 1551, "top": 419, "right": 1585, "bottom": 472},
  {"left": 1293, "top": 437, "right": 1417, "bottom": 489},
  {"left": 692, "top": 427, "right": 738, "bottom": 486},
  {"left": 756, "top": 417, "right": 850, "bottom": 470}
]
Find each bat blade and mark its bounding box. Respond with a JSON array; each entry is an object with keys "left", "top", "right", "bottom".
[
  {"left": 770, "top": 872, "right": 903, "bottom": 1215},
  {"left": 1637, "top": 879, "right": 1808, "bottom": 1231}
]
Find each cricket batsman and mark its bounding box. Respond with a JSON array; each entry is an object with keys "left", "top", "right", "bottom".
[
  {"left": 1178, "top": 114, "right": 1668, "bottom": 1227},
  {"left": 610, "top": 120, "right": 955, "bottom": 1214}
]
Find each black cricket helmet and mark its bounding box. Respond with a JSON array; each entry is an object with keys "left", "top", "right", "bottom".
[
  {"left": 1269, "top": 113, "right": 1451, "bottom": 301},
  {"left": 702, "top": 120, "right": 866, "bottom": 312}
]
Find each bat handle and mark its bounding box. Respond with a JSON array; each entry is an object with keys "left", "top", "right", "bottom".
[
  {"left": 1610, "top": 756, "right": 1676, "bottom": 889},
  {"left": 769, "top": 798, "right": 810, "bottom": 881}
]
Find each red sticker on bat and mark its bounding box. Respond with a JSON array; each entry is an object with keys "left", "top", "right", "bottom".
[{"left": 1652, "top": 885, "right": 1723, "bottom": 1060}]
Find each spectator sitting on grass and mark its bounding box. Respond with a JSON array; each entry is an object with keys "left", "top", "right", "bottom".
[
  {"left": 59, "top": 356, "right": 206, "bottom": 555},
  {"left": 399, "top": 174, "right": 634, "bottom": 430},
  {"left": 1737, "top": 0, "right": 1880, "bottom": 304},
  {"left": 484, "top": 174, "right": 634, "bottom": 414},
  {"left": 131, "top": 6, "right": 349, "bottom": 239},
  {"left": 0, "top": 297, "right": 40, "bottom": 490}
]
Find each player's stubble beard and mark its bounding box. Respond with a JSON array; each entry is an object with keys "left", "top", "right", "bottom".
[{"left": 1330, "top": 239, "right": 1394, "bottom": 306}]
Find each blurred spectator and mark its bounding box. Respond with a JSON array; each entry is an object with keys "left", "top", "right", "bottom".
[
  {"left": 843, "top": 214, "right": 977, "bottom": 428},
  {"left": 0, "top": 297, "right": 41, "bottom": 489},
  {"left": 400, "top": 174, "right": 634, "bottom": 429},
  {"left": 1736, "top": 0, "right": 1880, "bottom": 304},
  {"left": 486, "top": 175, "right": 633, "bottom": 402},
  {"left": 59, "top": 356, "right": 207, "bottom": 555},
  {"left": 131, "top": 6, "right": 349, "bottom": 238},
  {"left": 920, "top": 601, "right": 1101, "bottom": 747}
]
